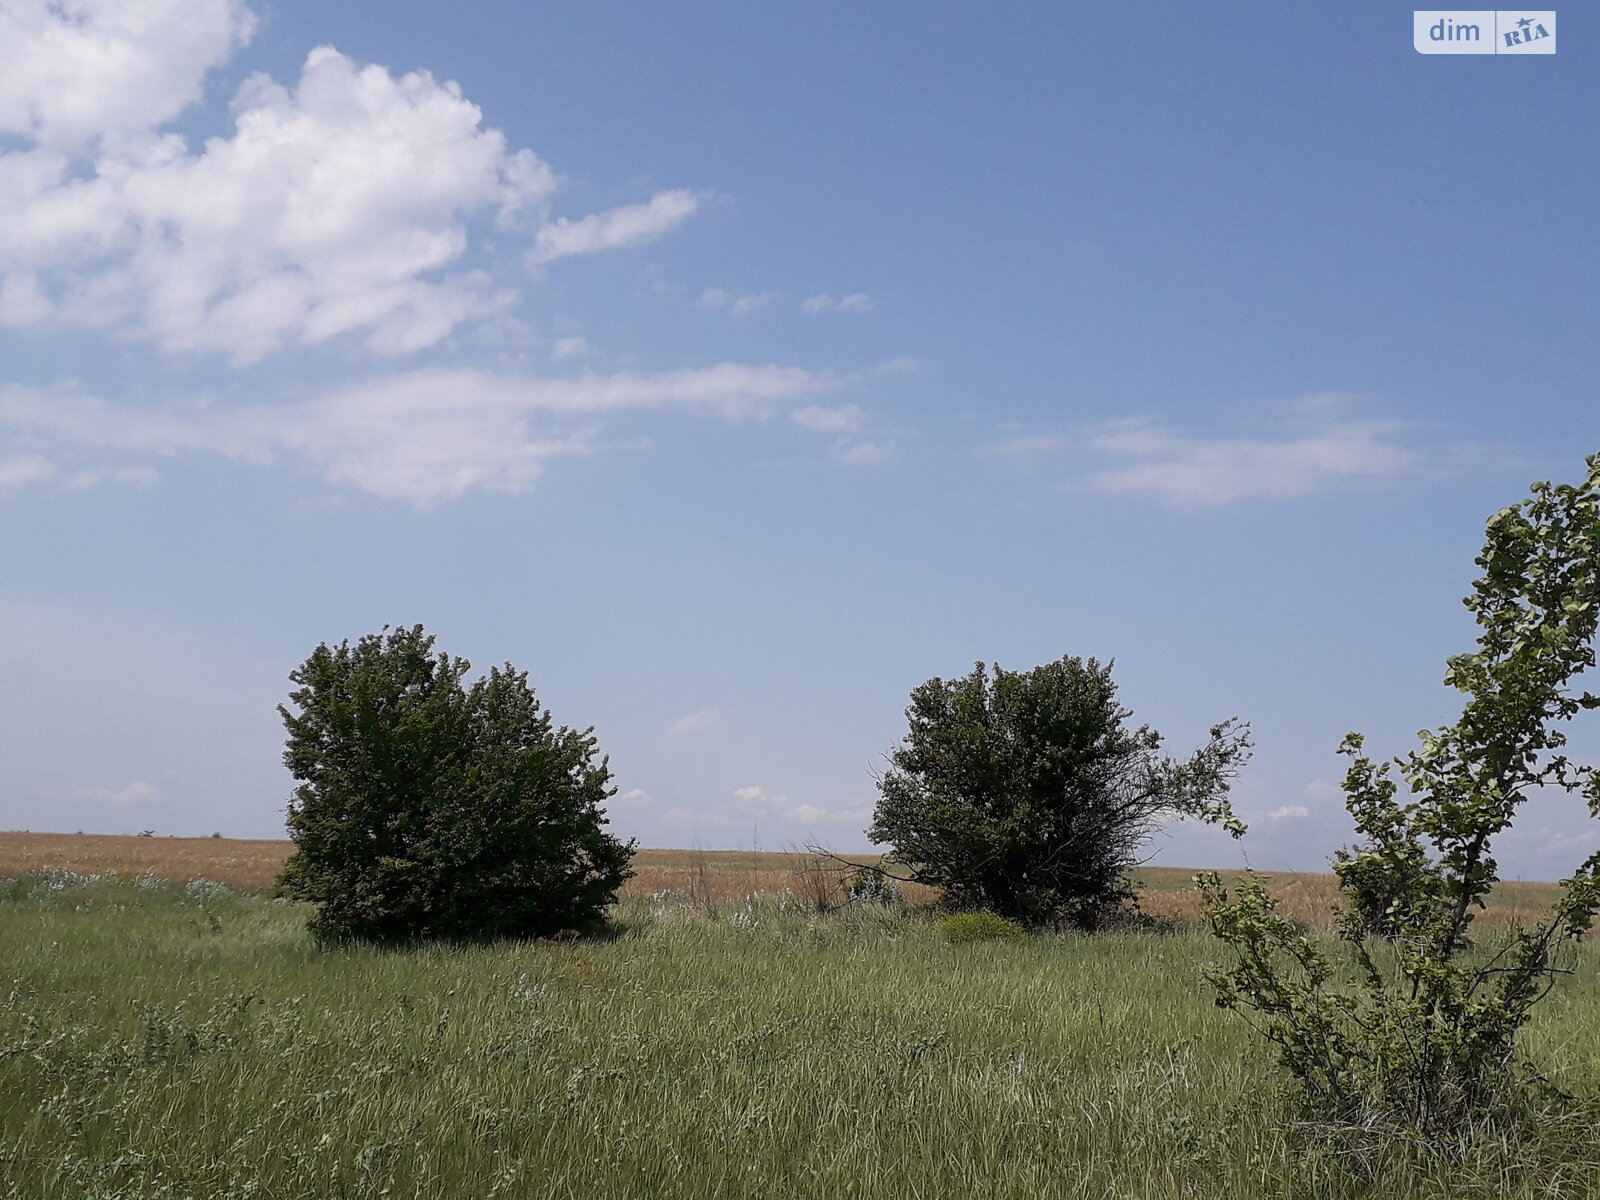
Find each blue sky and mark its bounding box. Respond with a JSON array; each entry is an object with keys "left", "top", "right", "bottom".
[{"left": 2, "top": 1, "right": 1595, "bottom": 876}]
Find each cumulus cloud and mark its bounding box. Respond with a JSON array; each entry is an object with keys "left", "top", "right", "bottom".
[
  {"left": 1266, "top": 805, "right": 1310, "bottom": 821},
  {"left": 0, "top": 44, "right": 555, "bottom": 361},
  {"left": 667, "top": 708, "right": 722, "bottom": 738},
  {"left": 0, "top": 5, "right": 707, "bottom": 361},
  {"left": 530, "top": 189, "right": 703, "bottom": 265},
  {"left": 0, "top": 362, "right": 835, "bottom": 504},
  {"left": 0, "top": 0, "right": 256, "bottom": 148},
  {"left": 802, "top": 292, "right": 873, "bottom": 315}
]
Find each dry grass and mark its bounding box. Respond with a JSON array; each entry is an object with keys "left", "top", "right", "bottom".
[
  {"left": 1132, "top": 865, "right": 1568, "bottom": 932},
  {"left": 0, "top": 831, "right": 293, "bottom": 888},
  {"left": 0, "top": 833, "right": 933, "bottom": 908},
  {"left": 0, "top": 831, "right": 1564, "bottom": 928}
]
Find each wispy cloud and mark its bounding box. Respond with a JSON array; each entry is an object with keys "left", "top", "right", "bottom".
[
  {"left": 530, "top": 189, "right": 704, "bottom": 265},
  {"left": 791, "top": 404, "right": 865, "bottom": 433},
  {"left": 700, "top": 288, "right": 780, "bottom": 315},
  {"left": 1085, "top": 414, "right": 1423, "bottom": 505},
  {"left": 0, "top": 362, "right": 838, "bottom": 504},
  {"left": 733, "top": 785, "right": 866, "bottom": 825},
  {"left": 550, "top": 336, "right": 592, "bottom": 360},
  {"left": 830, "top": 439, "right": 893, "bottom": 466},
  {"left": 980, "top": 398, "right": 1515, "bottom": 506},
  {"left": 667, "top": 708, "right": 722, "bottom": 738},
  {"left": 0, "top": 455, "right": 157, "bottom": 495},
  {"left": 977, "top": 433, "right": 1072, "bottom": 460},
  {"left": 0, "top": 455, "right": 59, "bottom": 491},
  {"left": 802, "top": 293, "right": 874, "bottom": 315},
  {"left": 1266, "top": 805, "right": 1310, "bottom": 821},
  {"left": 74, "top": 781, "right": 163, "bottom": 806}
]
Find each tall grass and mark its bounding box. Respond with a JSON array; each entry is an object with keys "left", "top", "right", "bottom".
[{"left": 3, "top": 872, "right": 1599, "bottom": 1199}]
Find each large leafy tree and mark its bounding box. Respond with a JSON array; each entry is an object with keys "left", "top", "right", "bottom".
[
  {"left": 867, "top": 655, "right": 1250, "bottom": 928},
  {"left": 277, "top": 625, "right": 634, "bottom": 942}
]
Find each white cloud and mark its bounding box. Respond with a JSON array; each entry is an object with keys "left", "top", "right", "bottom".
[
  {"left": 0, "top": 8, "right": 710, "bottom": 363},
  {"left": 802, "top": 292, "right": 873, "bottom": 315},
  {"left": 64, "top": 464, "right": 161, "bottom": 490},
  {"left": 1084, "top": 412, "right": 1423, "bottom": 505},
  {"left": 530, "top": 189, "right": 703, "bottom": 265},
  {"left": 733, "top": 784, "right": 789, "bottom": 814},
  {"left": 871, "top": 357, "right": 922, "bottom": 375},
  {"left": 1266, "top": 805, "right": 1310, "bottom": 821},
  {"left": 0, "top": 44, "right": 554, "bottom": 361},
  {"left": 668, "top": 708, "right": 722, "bottom": 738},
  {"left": 730, "top": 292, "right": 778, "bottom": 315},
  {"left": 788, "top": 803, "right": 870, "bottom": 824},
  {"left": 791, "top": 403, "right": 865, "bottom": 433},
  {"left": 0, "top": 454, "right": 57, "bottom": 490},
  {"left": 612, "top": 788, "right": 651, "bottom": 810},
  {"left": 831, "top": 438, "right": 892, "bottom": 465},
  {"left": 75, "top": 780, "right": 162, "bottom": 806},
  {"left": 550, "top": 336, "right": 592, "bottom": 360},
  {"left": 0, "top": 361, "right": 835, "bottom": 504},
  {"left": 1304, "top": 779, "right": 1342, "bottom": 800},
  {"left": 733, "top": 786, "right": 867, "bottom": 825},
  {"left": 0, "top": 0, "right": 256, "bottom": 149},
  {"left": 0, "top": 449, "right": 159, "bottom": 495},
  {"left": 1524, "top": 827, "right": 1600, "bottom": 858},
  {"left": 700, "top": 288, "right": 779, "bottom": 315}
]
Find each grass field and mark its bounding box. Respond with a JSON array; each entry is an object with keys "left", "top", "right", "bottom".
[
  {"left": 0, "top": 830, "right": 1568, "bottom": 930},
  {"left": 4, "top": 836, "right": 1600, "bottom": 1198}
]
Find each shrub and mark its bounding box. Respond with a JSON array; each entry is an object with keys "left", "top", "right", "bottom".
[
  {"left": 936, "top": 911, "right": 1026, "bottom": 943},
  {"left": 276, "top": 625, "right": 634, "bottom": 943},
  {"left": 1202, "top": 452, "right": 1600, "bottom": 1134},
  {"left": 846, "top": 866, "right": 903, "bottom": 907},
  {"left": 867, "top": 655, "right": 1250, "bottom": 929}
]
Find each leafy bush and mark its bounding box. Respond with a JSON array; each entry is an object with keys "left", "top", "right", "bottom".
[
  {"left": 936, "top": 911, "right": 1026, "bottom": 943},
  {"left": 1202, "top": 453, "right": 1600, "bottom": 1134},
  {"left": 846, "top": 866, "right": 903, "bottom": 907},
  {"left": 277, "top": 625, "right": 634, "bottom": 943},
  {"left": 868, "top": 655, "right": 1250, "bottom": 929}
]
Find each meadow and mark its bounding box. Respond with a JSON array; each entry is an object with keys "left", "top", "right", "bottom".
[{"left": 3, "top": 837, "right": 1600, "bottom": 1199}]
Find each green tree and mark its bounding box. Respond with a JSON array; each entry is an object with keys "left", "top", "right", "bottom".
[
  {"left": 277, "top": 625, "right": 634, "bottom": 942},
  {"left": 867, "top": 656, "right": 1250, "bottom": 928},
  {"left": 1202, "top": 453, "right": 1600, "bottom": 1132}
]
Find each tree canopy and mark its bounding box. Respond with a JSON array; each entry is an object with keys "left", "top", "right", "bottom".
[
  {"left": 868, "top": 655, "right": 1249, "bottom": 928},
  {"left": 277, "top": 625, "right": 633, "bottom": 942}
]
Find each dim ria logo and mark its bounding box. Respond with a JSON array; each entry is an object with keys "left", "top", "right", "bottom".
[{"left": 1414, "top": 11, "right": 1555, "bottom": 53}]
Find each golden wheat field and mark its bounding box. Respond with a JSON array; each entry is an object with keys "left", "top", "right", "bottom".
[{"left": 0, "top": 829, "right": 1565, "bottom": 929}]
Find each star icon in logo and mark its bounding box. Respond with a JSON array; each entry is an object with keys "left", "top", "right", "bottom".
[{"left": 1517, "top": 15, "right": 1534, "bottom": 29}]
